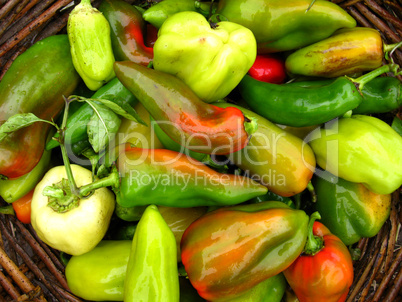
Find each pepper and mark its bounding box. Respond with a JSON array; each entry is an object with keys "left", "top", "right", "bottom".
[
  {"left": 153, "top": 11, "right": 257, "bottom": 103},
  {"left": 307, "top": 115, "right": 402, "bottom": 195},
  {"left": 114, "top": 61, "right": 255, "bottom": 155},
  {"left": 283, "top": 213, "right": 354, "bottom": 302},
  {"left": 248, "top": 54, "right": 287, "bottom": 84},
  {"left": 68, "top": 0, "right": 115, "bottom": 91},
  {"left": 0, "top": 146, "right": 51, "bottom": 203},
  {"left": 46, "top": 77, "right": 139, "bottom": 152},
  {"left": 216, "top": 0, "right": 356, "bottom": 53},
  {"left": 12, "top": 189, "right": 34, "bottom": 224},
  {"left": 124, "top": 205, "right": 180, "bottom": 302},
  {"left": 0, "top": 34, "right": 80, "bottom": 179},
  {"left": 65, "top": 240, "right": 131, "bottom": 301},
  {"left": 143, "top": 0, "right": 217, "bottom": 29},
  {"left": 99, "top": 0, "right": 154, "bottom": 66},
  {"left": 214, "top": 103, "right": 316, "bottom": 197},
  {"left": 238, "top": 74, "right": 364, "bottom": 127},
  {"left": 30, "top": 164, "right": 115, "bottom": 255},
  {"left": 285, "top": 27, "right": 395, "bottom": 78},
  {"left": 181, "top": 201, "right": 309, "bottom": 301},
  {"left": 312, "top": 173, "right": 391, "bottom": 246},
  {"left": 114, "top": 145, "right": 268, "bottom": 208}
]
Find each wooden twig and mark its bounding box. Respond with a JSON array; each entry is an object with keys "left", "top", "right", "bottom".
[
  {"left": 364, "top": 0, "right": 402, "bottom": 34},
  {"left": 0, "top": 269, "right": 21, "bottom": 300},
  {"left": 0, "top": 0, "right": 30, "bottom": 38},
  {"left": 0, "top": 0, "right": 19, "bottom": 20},
  {"left": 383, "top": 266, "right": 402, "bottom": 301},
  {"left": 52, "top": 283, "right": 84, "bottom": 302},
  {"left": 346, "top": 6, "right": 375, "bottom": 28}
]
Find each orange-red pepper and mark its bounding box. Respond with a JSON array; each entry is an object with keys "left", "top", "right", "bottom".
[{"left": 12, "top": 189, "right": 34, "bottom": 224}]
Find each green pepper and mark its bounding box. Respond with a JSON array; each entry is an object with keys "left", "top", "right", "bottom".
[
  {"left": 312, "top": 173, "right": 391, "bottom": 246},
  {"left": 114, "top": 61, "right": 255, "bottom": 155},
  {"left": 46, "top": 77, "right": 138, "bottom": 151},
  {"left": 181, "top": 201, "right": 309, "bottom": 301},
  {"left": 65, "top": 240, "right": 131, "bottom": 301},
  {"left": 115, "top": 203, "right": 146, "bottom": 222},
  {"left": 99, "top": 0, "right": 154, "bottom": 66},
  {"left": 285, "top": 27, "right": 385, "bottom": 78},
  {"left": 0, "top": 146, "right": 51, "bottom": 203},
  {"left": 68, "top": 0, "right": 115, "bottom": 91},
  {"left": 214, "top": 103, "right": 316, "bottom": 197},
  {"left": 238, "top": 75, "right": 363, "bottom": 127},
  {"left": 143, "top": 0, "right": 217, "bottom": 28},
  {"left": 308, "top": 115, "right": 402, "bottom": 195},
  {"left": 0, "top": 35, "right": 80, "bottom": 179},
  {"left": 153, "top": 11, "right": 257, "bottom": 103},
  {"left": 114, "top": 145, "right": 268, "bottom": 207},
  {"left": 124, "top": 205, "right": 180, "bottom": 301},
  {"left": 216, "top": 0, "right": 356, "bottom": 53}
]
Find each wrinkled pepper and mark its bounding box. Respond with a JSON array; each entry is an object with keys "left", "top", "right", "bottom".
[
  {"left": 99, "top": 0, "right": 154, "bottom": 65},
  {"left": 114, "top": 145, "right": 268, "bottom": 207},
  {"left": 124, "top": 205, "right": 180, "bottom": 302},
  {"left": 114, "top": 61, "right": 255, "bottom": 155},
  {"left": 0, "top": 34, "right": 80, "bottom": 179},
  {"left": 283, "top": 213, "right": 354, "bottom": 302},
  {"left": 31, "top": 165, "right": 115, "bottom": 255},
  {"left": 308, "top": 115, "right": 402, "bottom": 195},
  {"left": 285, "top": 27, "right": 393, "bottom": 78},
  {"left": 46, "top": 77, "right": 139, "bottom": 152},
  {"left": 153, "top": 11, "right": 257, "bottom": 103},
  {"left": 312, "top": 173, "right": 391, "bottom": 246},
  {"left": 216, "top": 0, "right": 356, "bottom": 53},
  {"left": 181, "top": 201, "right": 309, "bottom": 301},
  {"left": 68, "top": 0, "right": 115, "bottom": 90},
  {"left": 214, "top": 103, "right": 316, "bottom": 197},
  {"left": 65, "top": 240, "right": 131, "bottom": 301}
]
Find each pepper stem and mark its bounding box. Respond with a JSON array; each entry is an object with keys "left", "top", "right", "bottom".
[
  {"left": 0, "top": 205, "right": 15, "bottom": 216},
  {"left": 348, "top": 63, "right": 400, "bottom": 91},
  {"left": 303, "top": 211, "right": 324, "bottom": 256},
  {"left": 383, "top": 41, "right": 402, "bottom": 54},
  {"left": 78, "top": 166, "right": 120, "bottom": 198}
]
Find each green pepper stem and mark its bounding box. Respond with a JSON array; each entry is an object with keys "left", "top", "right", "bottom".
[
  {"left": 0, "top": 205, "right": 15, "bottom": 216},
  {"left": 383, "top": 42, "right": 402, "bottom": 54},
  {"left": 349, "top": 64, "right": 399, "bottom": 91},
  {"left": 303, "top": 211, "right": 323, "bottom": 256},
  {"left": 78, "top": 166, "right": 120, "bottom": 198},
  {"left": 80, "top": 0, "right": 91, "bottom": 6},
  {"left": 306, "top": 181, "right": 317, "bottom": 203},
  {"left": 244, "top": 115, "right": 258, "bottom": 137}
]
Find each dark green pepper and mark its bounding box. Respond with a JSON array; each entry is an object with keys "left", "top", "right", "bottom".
[
  {"left": 238, "top": 75, "right": 363, "bottom": 127},
  {"left": 46, "top": 77, "right": 138, "bottom": 151},
  {"left": 312, "top": 173, "right": 391, "bottom": 246}
]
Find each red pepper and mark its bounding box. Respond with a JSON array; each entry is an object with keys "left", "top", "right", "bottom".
[
  {"left": 99, "top": 0, "right": 153, "bottom": 66},
  {"left": 283, "top": 212, "right": 354, "bottom": 302},
  {"left": 248, "top": 54, "right": 287, "bottom": 84},
  {"left": 12, "top": 189, "right": 34, "bottom": 224}
]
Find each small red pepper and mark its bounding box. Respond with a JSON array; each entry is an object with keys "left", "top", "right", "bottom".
[
  {"left": 283, "top": 212, "right": 354, "bottom": 302},
  {"left": 248, "top": 54, "right": 287, "bottom": 84},
  {"left": 99, "top": 0, "right": 153, "bottom": 66},
  {"left": 12, "top": 189, "right": 34, "bottom": 224}
]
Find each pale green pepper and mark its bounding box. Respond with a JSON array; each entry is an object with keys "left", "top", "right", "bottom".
[
  {"left": 68, "top": 0, "right": 115, "bottom": 90},
  {"left": 153, "top": 11, "right": 257, "bottom": 103},
  {"left": 308, "top": 115, "right": 402, "bottom": 195}
]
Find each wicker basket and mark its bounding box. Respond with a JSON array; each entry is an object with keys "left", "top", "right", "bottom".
[{"left": 0, "top": 0, "right": 401, "bottom": 301}]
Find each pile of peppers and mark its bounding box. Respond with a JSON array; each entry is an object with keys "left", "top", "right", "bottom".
[{"left": 0, "top": 0, "right": 401, "bottom": 301}]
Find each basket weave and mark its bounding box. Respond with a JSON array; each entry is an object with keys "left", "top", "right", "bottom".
[{"left": 0, "top": 0, "right": 401, "bottom": 301}]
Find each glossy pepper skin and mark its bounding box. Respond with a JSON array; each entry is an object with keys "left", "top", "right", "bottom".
[
  {"left": 216, "top": 0, "right": 356, "bottom": 53},
  {"left": 0, "top": 35, "right": 80, "bottom": 179},
  {"left": 248, "top": 54, "right": 287, "bottom": 84},
  {"left": 99, "top": 0, "right": 154, "bottom": 65},
  {"left": 285, "top": 27, "right": 384, "bottom": 78},
  {"left": 114, "top": 61, "right": 254, "bottom": 155},
  {"left": 238, "top": 75, "right": 362, "bottom": 127},
  {"left": 68, "top": 0, "right": 115, "bottom": 91},
  {"left": 283, "top": 216, "right": 354, "bottom": 302},
  {"left": 46, "top": 77, "right": 139, "bottom": 152},
  {"left": 308, "top": 115, "right": 402, "bottom": 195},
  {"left": 124, "top": 205, "right": 179, "bottom": 302},
  {"left": 65, "top": 240, "right": 131, "bottom": 301},
  {"left": 153, "top": 11, "right": 257, "bottom": 103},
  {"left": 115, "top": 145, "right": 268, "bottom": 208},
  {"left": 313, "top": 173, "right": 391, "bottom": 246},
  {"left": 181, "top": 201, "right": 309, "bottom": 301},
  {"left": 214, "top": 103, "right": 316, "bottom": 197}
]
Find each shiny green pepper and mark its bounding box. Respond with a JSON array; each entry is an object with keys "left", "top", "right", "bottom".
[
  {"left": 308, "top": 115, "right": 402, "bottom": 195},
  {"left": 65, "top": 240, "right": 131, "bottom": 301},
  {"left": 68, "top": 0, "right": 115, "bottom": 90},
  {"left": 216, "top": 0, "right": 356, "bottom": 53},
  {"left": 124, "top": 205, "right": 180, "bottom": 301},
  {"left": 312, "top": 173, "right": 391, "bottom": 245},
  {"left": 153, "top": 11, "right": 257, "bottom": 103}
]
